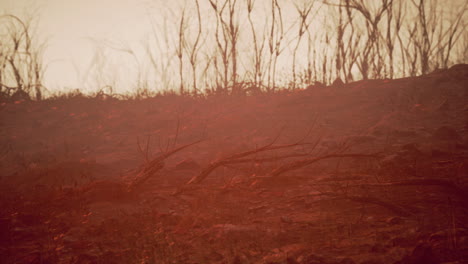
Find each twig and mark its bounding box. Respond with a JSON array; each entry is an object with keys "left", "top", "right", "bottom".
[
  {"left": 129, "top": 139, "right": 203, "bottom": 191},
  {"left": 186, "top": 141, "right": 311, "bottom": 185}
]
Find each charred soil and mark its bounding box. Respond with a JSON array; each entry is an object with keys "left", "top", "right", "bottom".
[{"left": 1, "top": 65, "right": 468, "bottom": 263}]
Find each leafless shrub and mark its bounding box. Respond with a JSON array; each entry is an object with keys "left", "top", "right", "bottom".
[
  {"left": 8, "top": 0, "right": 466, "bottom": 96},
  {"left": 185, "top": 140, "right": 311, "bottom": 186},
  {"left": 72, "top": 0, "right": 464, "bottom": 95},
  {"left": 0, "top": 14, "right": 46, "bottom": 100}
]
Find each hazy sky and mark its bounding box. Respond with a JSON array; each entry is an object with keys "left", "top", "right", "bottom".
[
  {"left": 1, "top": 0, "right": 466, "bottom": 94},
  {"left": 2, "top": 0, "right": 274, "bottom": 93},
  {"left": 3, "top": 0, "right": 298, "bottom": 93},
  {"left": 1, "top": 0, "right": 155, "bottom": 92}
]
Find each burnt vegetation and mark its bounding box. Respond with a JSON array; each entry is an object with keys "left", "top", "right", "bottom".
[{"left": 1, "top": 0, "right": 468, "bottom": 263}]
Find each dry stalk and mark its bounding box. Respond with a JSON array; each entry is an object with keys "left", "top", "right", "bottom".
[{"left": 177, "top": 8, "right": 186, "bottom": 94}]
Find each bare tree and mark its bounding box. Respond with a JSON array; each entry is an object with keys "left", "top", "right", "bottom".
[
  {"left": 433, "top": 1, "right": 466, "bottom": 69},
  {"left": 227, "top": 0, "right": 240, "bottom": 93},
  {"left": 266, "top": 0, "right": 286, "bottom": 92},
  {"left": 291, "top": 1, "right": 315, "bottom": 89},
  {"left": 389, "top": 0, "right": 405, "bottom": 78},
  {"left": 246, "top": 0, "right": 267, "bottom": 90},
  {"left": 209, "top": 0, "right": 230, "bottom": 92},
  {"left": 138, "top": 0, "right": 467, "bottom": 94},
  {"left": 208, "top": 0, "right": 241, "bottom": 94},
  {"left": 348, "top": 0, "right": 393, "bottom": 79},
  {"left": 186, "top": 0, "right": 203, "bottom": 94},
  {"left": 176, "top": 8, "right": 186, "bottom": 94}
]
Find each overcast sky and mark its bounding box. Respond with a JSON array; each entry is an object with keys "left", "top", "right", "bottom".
[{"left": 1, "top": 0, "right": 154, "bottom": 92}]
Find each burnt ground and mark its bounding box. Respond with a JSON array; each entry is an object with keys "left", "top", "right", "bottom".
[{"left": 0, "top": 65, "right": 467, "bottom": 263}]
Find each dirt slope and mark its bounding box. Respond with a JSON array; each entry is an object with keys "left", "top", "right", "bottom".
[{"left": 0, "top": 65, "right": 467, "bottom": 263}]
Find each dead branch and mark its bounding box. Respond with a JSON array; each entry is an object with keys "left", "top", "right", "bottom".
[
  {"left": 128, "top": 139, "right": 203, "bottom": 191},
  {"left": 186, "top": 141, "right": 312, "bottom": 185},
  {"left": 270, "top": 153, "right": 379, "bottom": 178}
]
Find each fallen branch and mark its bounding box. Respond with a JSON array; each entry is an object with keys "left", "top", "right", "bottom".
[
  {"left": 129, "top": 139, "right": 203, "bottom": 191},
  {"left": 270, "top": 153, "right": 379, "bottom": 178},
  {"left": 186, "top": 141, "right": 313, "bottom": 185}
]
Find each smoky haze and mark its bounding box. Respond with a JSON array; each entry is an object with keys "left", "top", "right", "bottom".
[{"left": 0, "top": 0, "right": 467, "bottom": 96}]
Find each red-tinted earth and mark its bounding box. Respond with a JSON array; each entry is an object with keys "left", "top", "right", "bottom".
[{"left": 1, "top": 65, "right": 467, "bottom": 263}]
